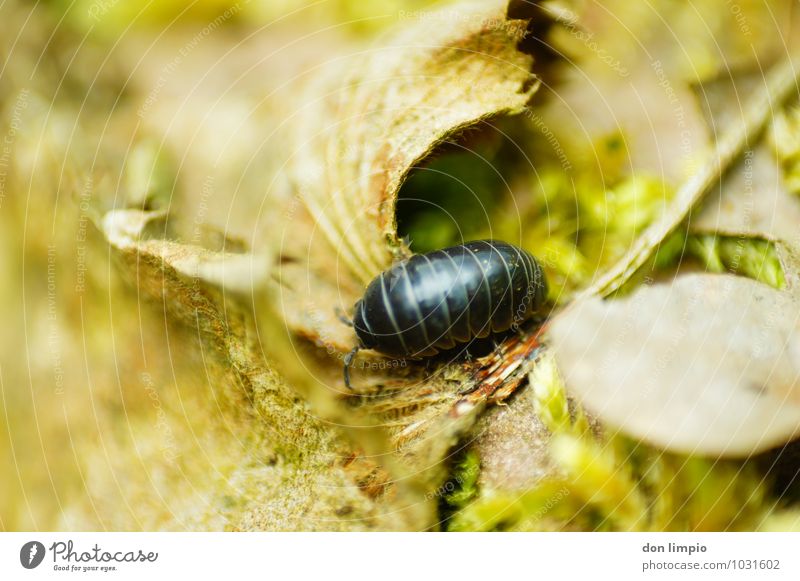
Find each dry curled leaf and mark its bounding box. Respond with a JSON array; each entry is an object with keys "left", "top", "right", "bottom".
[
  {"left": 276, "top": 0, "right": 542, "bottom": 352},
  {"left": 257, "top": 0, "right": 554, "bottom": 476},
  {"left": 550, "top": 274, "right": 800, "bottom": 456},
  {"left": 97, "top": 208, "right": 434, "bottom": 530},
  {"left": 84, "top": 1, "right": 555, "bottom": 531}
]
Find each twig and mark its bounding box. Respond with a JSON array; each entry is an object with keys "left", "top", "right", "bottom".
[{"left": 582, "top": 55, "right": 800, "bottom": 299}]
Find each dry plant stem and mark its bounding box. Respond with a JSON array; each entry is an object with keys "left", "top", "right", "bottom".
[
  {"left": 583, "top": 55, "right": 800, "bottom": 299},
  {"left": 453, "top": 326, "right": 547, "bottom": 414}
]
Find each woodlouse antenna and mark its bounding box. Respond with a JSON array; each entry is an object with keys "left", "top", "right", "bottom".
[
  {"left": 343, "top": 346, "right": 360, "bottom": 390},
  {"left": 334, "top": 306, "right": 354, "bottom": 327}
]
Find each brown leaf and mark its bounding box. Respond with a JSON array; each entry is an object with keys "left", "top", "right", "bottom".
[
  {"left": 98, "top": 208, "right": 435, "bottom": 530},
  {"left": 549, "top": 274, "right": 800, "bottom": 456},
  {"left": 87, "top": 2, "right": 552, "bottom": 529},
  {"left": 276, "top": 0, "right": 541, "bottom": 350}
]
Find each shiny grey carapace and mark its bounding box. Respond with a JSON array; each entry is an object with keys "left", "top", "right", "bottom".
[{"left": 343, "top": 240, "right": 547, "bottom": 387}]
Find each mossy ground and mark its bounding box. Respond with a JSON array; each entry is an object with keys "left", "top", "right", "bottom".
[{"left": 2, "top": 0, "right": 798, "bottom": 532}]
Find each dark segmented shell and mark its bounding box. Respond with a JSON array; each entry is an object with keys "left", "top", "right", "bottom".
[{"left": 353, "top": 240, "right": 547, "bottom": 358}]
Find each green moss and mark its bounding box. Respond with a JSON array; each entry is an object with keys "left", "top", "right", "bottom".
[
  {"left": 449, "top": 352, "right": 775, "bottom": 532},
  {"left": 123, "top": 139, "right": 177, "bottom": 211},
  {"left": 621, "top": 231, "right": 785, "bottom": 294},
  {"left": 444, "top": 450, "right": 481, "bottom": 509},
  {"left": 502, "top": 133, "right": 674, "bottom": 301},
  {"left": 396, "top": 129, "right": 520, "bottom": 253},
  {"left": 397, "top": 122, "right": 679, "bottom": 302},
  {"left": 448, "top": 480, "right": 575, "bottom": 532},
  {"left": 685, "top": 235, "right": 785, "bottom": 289},
  {"left": 652, "top": 230, "right": 688, "bottom": 269},
  {"left": 551, "top": 434, "right": 649, "bottom": 530},
  {"left": 771, "top": 106, "right": 800, "bottom": 196},
  {"left": 435, "top": 449, "right": 481, "bottom": 529}
]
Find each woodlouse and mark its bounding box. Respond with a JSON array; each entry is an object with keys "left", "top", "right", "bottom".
[{"left": 343, "top": 240, "right": 548, "bottom": 388}]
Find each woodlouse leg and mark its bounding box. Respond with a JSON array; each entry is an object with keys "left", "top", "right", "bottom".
[
  {"left": 334, "top": 306, "right": 353, "bottom": 327},
  {"left": 343, "top": 346, "right": 360, "bottom": 390}
]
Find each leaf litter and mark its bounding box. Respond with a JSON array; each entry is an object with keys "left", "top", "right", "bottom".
[
  {"left": 24, "top": 0, "right": 800, "bottom": 531},
  {"left": 551, "top": 40, "right": 800, "bottom": 457},
  {"left": 88, "top": 0, "right": 556, "bottom": 529}
]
